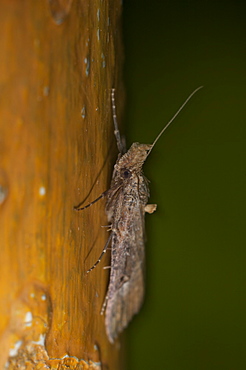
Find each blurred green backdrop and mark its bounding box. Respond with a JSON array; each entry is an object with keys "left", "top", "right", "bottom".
[{"left": 123, "top": 1, "right": 246, "bottom": 369}]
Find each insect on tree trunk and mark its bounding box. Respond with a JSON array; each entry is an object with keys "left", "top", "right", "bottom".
[
  {"left": 75, "top": 86, "right": 203, "bottom": 344},
  {"left": 0, "top": 1, "right": 125, "bottom": 369}
]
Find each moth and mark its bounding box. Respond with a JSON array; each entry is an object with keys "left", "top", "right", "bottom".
[{"left": 75, "top": 86, "right": 203, "bottom": 343}]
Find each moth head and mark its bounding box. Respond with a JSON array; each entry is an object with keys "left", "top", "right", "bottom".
[
  {"left": 129, "top": 143, "right": 152, "bottom": 162},
  {"left": 118, "top": 142, "right": 152, "bottom": 174}
]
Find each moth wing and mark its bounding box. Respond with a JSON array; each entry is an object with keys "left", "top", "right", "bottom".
[{"left": 105, "top": 197, "right": 146, "bottom": 343}]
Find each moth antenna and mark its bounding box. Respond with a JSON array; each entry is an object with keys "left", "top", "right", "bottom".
[
  {"left": 147, "top": 86, "right": 203, "bottom": 157},
  {"left": 111, "top": 88, "right": 125, "bottom": 154}
]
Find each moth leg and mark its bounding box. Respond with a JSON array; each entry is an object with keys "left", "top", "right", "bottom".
[
  {"left": 111, "top": 88, "right": 126, "bottom": 154},
  {"left": 145, "top": 204, "right": 157, "bottom": 214},
  {"left": 86, "top": 233, "right": 112, "bottom": 273},
  {"left": 74, "top": 190, "right": 107, "bottom": 211},
  {"left": 100, "top": 295, "right": 108, "bottom": 315},
  {"left": 100, "top": 225, "right": 113, "bottom": 233}
]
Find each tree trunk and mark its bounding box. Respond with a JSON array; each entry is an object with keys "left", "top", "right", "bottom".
[{"left": 0, "top": 1, "right": 125, "bottom": 369}]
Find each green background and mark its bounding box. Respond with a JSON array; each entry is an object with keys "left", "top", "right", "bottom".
[{"left": 123, "top": 1, "right": 246, "bottom": 369}]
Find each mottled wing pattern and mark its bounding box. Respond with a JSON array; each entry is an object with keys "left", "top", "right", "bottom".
[{"left": 104, "top": 171, "right": 149, "bottom": 343}]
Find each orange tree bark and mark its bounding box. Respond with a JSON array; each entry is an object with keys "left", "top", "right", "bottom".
[{"left": 0, "top": 1, "right": 125, "bottom": 369}]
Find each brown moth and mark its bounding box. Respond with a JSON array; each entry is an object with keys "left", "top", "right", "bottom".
[{"left": 75, "top": 86, "right": 203, "bottom": 343}]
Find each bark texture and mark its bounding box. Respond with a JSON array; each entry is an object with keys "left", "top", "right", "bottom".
[{"left": 0, "top": 0, "right": 125, "bottom": 368}]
